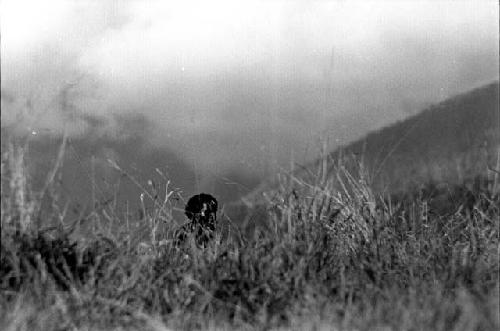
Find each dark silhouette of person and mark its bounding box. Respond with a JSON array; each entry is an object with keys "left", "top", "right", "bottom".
[{"left": 175, "top": 193, "right": 218, "bottom": 246}]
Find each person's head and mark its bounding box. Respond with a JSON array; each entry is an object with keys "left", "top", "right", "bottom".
[{"left": 184, "top": 193, "right": 218, "bottom": 226}]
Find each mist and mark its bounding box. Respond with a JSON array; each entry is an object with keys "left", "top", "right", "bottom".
[{"left": 1, "top": 0, "right": 499, "bottom": 197}]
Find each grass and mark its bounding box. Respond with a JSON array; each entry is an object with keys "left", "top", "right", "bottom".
[{"left": 1, "top": 140, "right": 499, "bottom": 331}]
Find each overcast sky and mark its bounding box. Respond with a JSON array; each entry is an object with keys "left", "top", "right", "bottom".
[{"left": 1, "top": 0, "right": 499, "bottom": 183}]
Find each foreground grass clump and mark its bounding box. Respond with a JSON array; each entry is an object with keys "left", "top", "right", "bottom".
[{"left": 1, "top": 145, "right": 499, "bottom": 330}]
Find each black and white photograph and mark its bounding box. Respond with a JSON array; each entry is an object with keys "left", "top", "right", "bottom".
[{"left": 1, "top": 1, "right": 499, "bottom": 330}]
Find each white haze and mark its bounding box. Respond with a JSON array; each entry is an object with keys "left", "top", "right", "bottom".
[{"left": 1, "top": 0, "right": 499, "bottom": 190}]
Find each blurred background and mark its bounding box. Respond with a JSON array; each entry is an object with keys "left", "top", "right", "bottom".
[{"left": 1, "top": 0, "right": 498, "bottom": 220}]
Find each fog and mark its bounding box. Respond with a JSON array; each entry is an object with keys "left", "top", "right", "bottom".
[{"left": 1, "top": 0, "right": 499, "bottom": 195}]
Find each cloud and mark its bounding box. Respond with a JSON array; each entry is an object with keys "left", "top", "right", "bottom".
[{"left": 1, "top": 0, "right": 498, "bottom": 180}]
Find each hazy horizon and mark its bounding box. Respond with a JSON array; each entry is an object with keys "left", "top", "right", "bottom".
[{"left": 1, "top": 0, "right": 499, "bottom": 195}]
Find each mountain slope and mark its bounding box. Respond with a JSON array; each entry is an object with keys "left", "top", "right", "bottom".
[{"left": 243, "top": 81, "right": 499, "bottom": 207}]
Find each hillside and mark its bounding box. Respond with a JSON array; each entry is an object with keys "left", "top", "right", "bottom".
[
  {"left": 336, "top": 81, "right": 499, "bottom": 192},
  {"left": 2, "top": 82, "right": 498, "bottom": 227},
  {"left": 242, "top": 81, "right": 499, "bottom": 210}
]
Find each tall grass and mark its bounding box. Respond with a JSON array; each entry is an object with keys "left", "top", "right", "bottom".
[{"left": 1, "top": 141, "right": 498, "bottom": 331}]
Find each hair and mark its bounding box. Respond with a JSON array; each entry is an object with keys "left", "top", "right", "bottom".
[
  {"left": 184, "top": 193, "right": 218, "bottom": 222},
  {"left": 176, "top": 193, "right": 218, "bottom": 246}
]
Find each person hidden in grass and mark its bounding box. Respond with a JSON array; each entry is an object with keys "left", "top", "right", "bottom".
[{"left": 175, "top": 193, "right": 218, "bottom": 247}]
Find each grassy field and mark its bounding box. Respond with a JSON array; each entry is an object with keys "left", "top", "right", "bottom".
[{"left": 1, "top": 142, "right": 499, "bottom": 331}]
